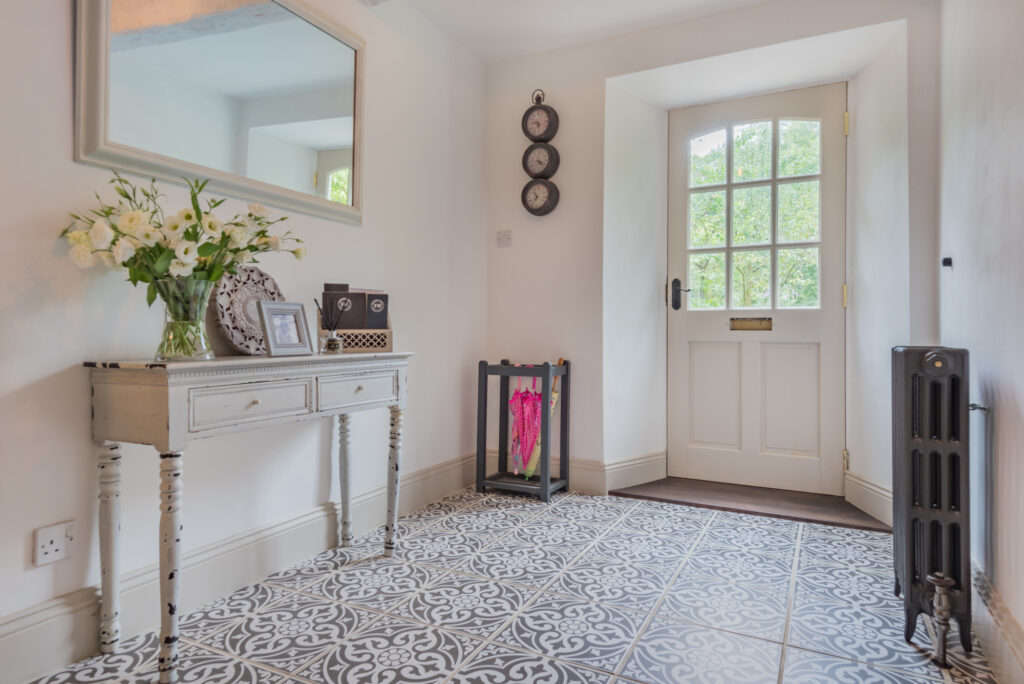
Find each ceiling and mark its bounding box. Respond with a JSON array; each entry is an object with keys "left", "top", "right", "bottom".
[{"left": 399, "top": 0, "right": 776, "bottom": 62}]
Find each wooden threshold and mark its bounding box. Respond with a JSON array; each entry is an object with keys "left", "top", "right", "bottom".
[{"left": 610, "top": 477, "right": 890, "bottom": 533}]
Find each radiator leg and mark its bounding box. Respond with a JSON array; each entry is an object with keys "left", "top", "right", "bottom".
[
  {"left": 904, "top": 606, "right": 920, "bottom": 642},
  {"left": 894, "top": 576, "right": 901, "bottom": 597},
  {"left": 956, "top": 615, "right": 974, "bottom": 653}
]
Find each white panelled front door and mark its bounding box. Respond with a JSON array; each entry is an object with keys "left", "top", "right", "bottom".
[{"left": 666, "top": 83, "right": 847, "bottom": 495}]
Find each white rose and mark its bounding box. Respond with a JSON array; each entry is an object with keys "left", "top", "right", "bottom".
[
  {"left": 162, "top": 216, "right": 184, "bottom": 241},
  {"left": 177, "top": 207, "right": 198, "bottom": 225},
  {"left": 175, "top": 240, "right": 199, "bottom": 264},
  {"left": 69, "top": 244, "right": 96, "bottom": 268},
  {"left": 111, "top": 238, "right": 136, "bottom": 264},
  {"left": 117, "top": 210, "right": 145, "bottom": 234},
  {"left": 96, "top": 251, "right": 116, "bottom": 268},
  {"left": 247, "top": 202, "right": 268, "bottom": 218},
  {"left": 89, "top": 220, "right": 114, "bottom": 250},
  {"left": 136, "top": 225, "right": 162, "bottom": 247},
  {"left": 168, "top": 259, "right": 195, "bottom": 277},
  {"left": 227, "top": 226, "right": 248, "bottom": 249},
  {"left": 236, "top": 249, "right": 254, "bottom": 264},
  {"left": 201, "top": 214, "right": 223, "bottom": 239},
  {"left": 67, "top": 230, "right": 92, "bottom": 248},
  {"left": 243, "top": 215, "right": 260, "bottom": 234},
  {"left": 260, "top": 235, "right": 282, "bottom": 252},
  {"left": 291, "top": 246, "right": 306, "bottom": 260}
]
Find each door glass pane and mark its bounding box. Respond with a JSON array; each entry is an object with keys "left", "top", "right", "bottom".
[
  {"left": 688, "top": 252, "right": 726, "bottom": 310},
  {"left": 689, "top": 129, "right": 727, "bottom": 187},
  {"left": 732, "top": 121, "right": 771, "bottom": 182},
  {"left": 731, "top": 250, "right": 771, "bottom": 309},
  {"left": 778, "top": 247, "right": 820, "bottom": 308},
  {"left": 778, "top": 180, "right": 820, "bottom": 243},
  {"left": 779, "top": 120, "right": 820, "bottom": 177},
  {"left": 689, "top": 190, "right": 726, "bottom": 248},
  {"left": 731, "top": 185, "right": 771, "bottom": 246}
]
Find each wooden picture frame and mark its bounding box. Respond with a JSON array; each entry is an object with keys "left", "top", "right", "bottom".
[{"left": 258, "top": 302, "right": 315, "bottom": 356}]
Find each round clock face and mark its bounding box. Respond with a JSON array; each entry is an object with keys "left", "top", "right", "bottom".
[
  {"left": 522, "top": 143, "right": 560, "bottom": 179},
  {"left": 522, "top": 104, "right": 559, "bottom": 142},
  {"left": 521, "top": 179, "right": 560, "bottom": 216}
]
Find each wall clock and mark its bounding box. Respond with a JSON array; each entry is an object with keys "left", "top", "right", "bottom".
[
  {"left": 521, "top": 90, "right": 560, "bottom": 215},
  {"left": 522, "top": 179, "right": 559, "bottom": 217}
]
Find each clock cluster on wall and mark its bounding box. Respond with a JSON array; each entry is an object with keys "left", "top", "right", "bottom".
[{"left": 521, "top": 90, "right": 560, "bottom": 216}]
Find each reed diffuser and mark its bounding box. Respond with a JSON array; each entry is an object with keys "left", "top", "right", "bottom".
[{"left": 314, "top": 297, "right": 343, "bottom": 354}]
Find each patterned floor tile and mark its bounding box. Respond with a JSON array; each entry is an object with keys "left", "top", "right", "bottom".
[
  {"left": 300, "top": 615, "right": 482, "bottom": 684},
  {"left": 795, "top": 560, "right": 902, "bottom": 611},
  {"left": 126, "top": 644, "right": 290, "bottom": 683},
  {"left": 684, "top": 542, "right": 794, "bottom": 584},
  {"left": 714, "top": 511, "right": 801, "bottom": 533},
  {"left": 782, "top": 646, "right": 943, "bottom": 683},
  {"left": 304, "top": 557, "right": 445, "bottom": 610},
  {"left": 263, "top": 543, "right": 376, "bottom": 589},
  {"left": 659, "top": 573, "right": 790, "bottom": 641},
  {"left": 451, "top": 643, "right": 611, "bottom": 683},
  {"left": 469, "top": 492, "right": 561, "bottom": 512},
  {"left": 620, "top": 618, "right": 781, "bottom": 684},
  {"left": 551, "top": 556, "right": 673, "bottom": 611},
  {"left": 506, "top": 517, "right": 605, "bottom": 550},
  {"left": 701, "top": 523, "right": 800, "bottom": 557},
  {"left": 589, "top": 530, "right": 696, "bottom": 567},
  {"left": 944, "top": 621, "right": 999, "bottom": 684},
  {"left": 436, "top": 487, "right": 491, "bottom": 507},
  {"left": 461, "top": 541, "right": 577, "bottom": 588},
  {"left": 799, "top": 535, "right": 895, "bottom": 569},
  {"left": 436, "top": 507, "right": 534, "bottom": 535},
  {"left": 399, "top": 500, "right": 464, "bottom": 524},
  {"left": 802, "top": 523, "right": 892, "bottom": 547},
  {"left": 391, "top": 531, "right": 498, "bottom": 569},
  {"left": 546, "top": 498, "right": 636, "bottom": 525},
  {"left": 612, "top": 511, "right": 709, "bottom": 537},
  {"left": 391, "top": 574, "right": 535, "bottom": 638},
  {"left": 204, "top": 592, "right": 376, "bottom": 672},
  {"left": 630, "top": 499, "right": 715, "bottom": 520},
  {"left": 788, "top": 595, "right": 935, "bottom": 671},
  {"left": 30, "top": 632, "right": 158, "bottom": 684},
  {"left": 494, "top": 595, "right": 646, "bottom": 672},
  {"left": 179, "top": 583, "right": 291, "bottom": 640}
]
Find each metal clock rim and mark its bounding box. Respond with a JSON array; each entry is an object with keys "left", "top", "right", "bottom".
[{"left": 522, "top": 142, "right": 560, "bottom": 179}]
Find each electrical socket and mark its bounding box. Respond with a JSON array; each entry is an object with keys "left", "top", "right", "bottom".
[{"left": 34, "top": 521, "right": 76, "bottom": 566}]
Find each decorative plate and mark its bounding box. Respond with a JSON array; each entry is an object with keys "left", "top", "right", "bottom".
[{"left": 213, "top": 266, "right": 284, "bottom": 355}]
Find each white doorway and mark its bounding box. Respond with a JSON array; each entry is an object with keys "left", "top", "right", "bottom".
[{"left": 666, "top": 83, "right": 847, "bottom": 495}]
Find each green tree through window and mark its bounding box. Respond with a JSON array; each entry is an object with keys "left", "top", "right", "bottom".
[{"left": 328, "top": 168, "right": 351, "bottom": 205}]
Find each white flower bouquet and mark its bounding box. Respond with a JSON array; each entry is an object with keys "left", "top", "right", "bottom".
[{"left": 60, "top": 173, "right": 304, "bottom": 360}]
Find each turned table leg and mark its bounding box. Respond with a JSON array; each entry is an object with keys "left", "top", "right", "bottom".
[
  {"left": 383, "top": 407, "right": 404, "bottom": 557},
  {"left": 336, "top": 413, "right": 353, "bottom": 547},
  {"left": 158, "top": 452, "right": 183, "bottom": 684},
  {"left": 97, "top": 442, "right": 122, "bottom": 653}
]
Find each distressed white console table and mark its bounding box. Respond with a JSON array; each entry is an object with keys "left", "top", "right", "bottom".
[{"left": 85, "top": 352, "right": 411, "bottom": 684}]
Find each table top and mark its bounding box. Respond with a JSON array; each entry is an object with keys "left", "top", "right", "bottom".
[{"left": 84, "top": 352, "right": 413, "bottom": 373}]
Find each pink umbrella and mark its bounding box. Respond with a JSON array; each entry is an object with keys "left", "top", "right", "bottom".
[{"left": 509, "top": 374, "right": 543, "bottom": 476}]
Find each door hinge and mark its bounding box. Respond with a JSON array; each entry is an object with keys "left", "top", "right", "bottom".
[
  {"left": 842, "top": 282, "right": 848, "bottom": 309},
  {"left": 313, "top": 170, "right": 319, "bottom": 188},
  {"left": 844, "top": 111, "right": 850, "bottom": 136},
  {"left": 843, "top": 449, "right": 849, "bottom": 471},
  {"left": 665, "top": 279, "right": 669, "bottom": 305}
]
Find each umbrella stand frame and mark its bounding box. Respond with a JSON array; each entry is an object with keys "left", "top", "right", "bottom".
[{"left": 476, "top": 359, "right": 570, "bottom": 501}]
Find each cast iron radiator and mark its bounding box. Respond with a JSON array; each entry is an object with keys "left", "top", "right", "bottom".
[{"left": 892, "top": 346, "right": 971, "bottom": 654}]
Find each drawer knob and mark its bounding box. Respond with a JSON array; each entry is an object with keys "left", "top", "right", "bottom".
[
  {"left": 248, "top": 399, "right": 262, "bottom": 408},
  {"left": 355, "top": 385, "right": 364, "bottom": 393}
]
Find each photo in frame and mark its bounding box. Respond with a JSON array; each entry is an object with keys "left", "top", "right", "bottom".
[{"left": 258, "top": 301, "right": 315, "bottom": 356}]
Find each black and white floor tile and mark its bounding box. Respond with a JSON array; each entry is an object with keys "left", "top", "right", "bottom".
[{"left": 33, "top": 488, "right": 998, "bottom": 684}]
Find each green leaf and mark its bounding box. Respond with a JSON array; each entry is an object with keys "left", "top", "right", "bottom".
[
  {"left": 190, "top": 191, "right": 204, "bottom": 223},
  {"left": 192, "top": 270, "right": 209, "bottom": 280},
  {"left": 152, "top": 247, "right": 174, "bottom": 275},
  {"left": 197, "top": 242, "right": 218, "bottom": 257},
  {"left": 209, "top": 262, "right": 225, "bottom": 282},
  {"left": 146, "top": 282, "right": 157, "bottom": 307}
]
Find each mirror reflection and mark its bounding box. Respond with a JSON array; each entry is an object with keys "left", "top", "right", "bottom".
[{"left": 108, "top": 0, "right": 356, "bottom": 206}]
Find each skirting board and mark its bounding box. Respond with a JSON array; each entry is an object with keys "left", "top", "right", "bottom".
[
  {"left": 482, "top": 449, "right": 666, "bottom": 495},
  {"left": 844, "top": 470, "right": 893, "bottom": 526},
  {"left": 973, "top": 565, "right": 1024, "bottom": 684},
  {"left": 0, "top": 453, "right": 477, "bottom": 684}
]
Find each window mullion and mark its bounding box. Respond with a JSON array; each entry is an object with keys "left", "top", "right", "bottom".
[
  {"left": 771, "top": 118, "right": 780, "bottom": 310},
  {"left": 725, "top": 125, "right": 734, "bottom": 310}
]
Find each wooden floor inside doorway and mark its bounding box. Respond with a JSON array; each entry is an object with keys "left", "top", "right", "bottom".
[{"left": 610, "top": 477, "right": 890, "bottom": 532}]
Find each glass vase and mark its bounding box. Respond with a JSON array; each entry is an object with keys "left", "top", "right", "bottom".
[{"left": 153, "top": 277, "right": 215, "bottom": 361}]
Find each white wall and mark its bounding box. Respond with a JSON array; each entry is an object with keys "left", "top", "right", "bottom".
[
  {"left": 602, "top": 85, "right": 668, "bottom": 466},
  {"left": 246, "top": 128, "right": 318, "bottom": 195},
  {"left": 0, "top": 0, "right": 484, "bottom": 634},
  {"left": 845, "top": 32, "right": 910, "bottom": 502},
  {"left": 939, "top": 0, "right": 1024, "bottom": 673},
  {"left": 485, "top": 0, "right": 941, "bottom": 470}
]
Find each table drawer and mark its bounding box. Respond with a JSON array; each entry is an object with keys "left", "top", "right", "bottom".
[
  {"left": 189, "top": 379, "right": 312, "bottom": 432},
  {"left": 318, "top": 372, "right": 397, "bottom": 411}
]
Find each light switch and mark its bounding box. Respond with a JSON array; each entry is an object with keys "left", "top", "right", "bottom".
[{"left": 496, "top": 231, "right": 512, "bottom": 248}]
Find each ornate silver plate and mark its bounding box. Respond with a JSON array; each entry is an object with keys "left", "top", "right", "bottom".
[{"left": 212, "top": 267, "right": 284, "bottom": 355}]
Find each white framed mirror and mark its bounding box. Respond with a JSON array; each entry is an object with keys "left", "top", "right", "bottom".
[{"left": 75, "top": 0, "right": 364, "bottom": 224}]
